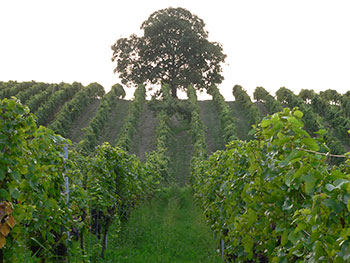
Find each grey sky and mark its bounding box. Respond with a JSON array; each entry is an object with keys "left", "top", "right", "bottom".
[{"left": 1, "top": 0, "right": 349, "bottom": 100}]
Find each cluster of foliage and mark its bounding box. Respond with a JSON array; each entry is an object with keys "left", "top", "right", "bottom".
[
  {"left": 276, "top": 87, "right": 320, "bottom": 133},
  {"left": 340, "top": 92, "right": 350, "bottom": 118},
  {"left": 35, "top": 82, "right": 82, "bottom": 126},
  {"left": 276, "top": 87, "right": 345, "bottom": 164},
  {"left": 111, "top": 7, "right": 226, "bottom": 98},
  {"left": 78, "top": 85, "right": 125, "bottom": 153},
  {"left": 0, "top": 98, "right": 71, "bottom": 261},
  {"left": 232, "top": 85, "right": 261, "bottom": 125},
  {"left": 0, "top": 97, "right": 159, "bottom": 262},
  {"left": 116, "top": 85, "right": 146, "bottom": 151},
  {"left": 302, "top": 90, "right": 350, "bottom": 146},
  {"left": 254, "top": 86, "right": 283, "bottom": 114},
  {"left": 149, "top": 88, "right": 193, "bottom": 121},
  {"left": 48, "top": 83, "right": 105, "bottom": 138},
  {"left": 111, "top": 83, "right": 126, "bottom": 99},
  {"left": 193, "top": 107, "right": 350, "bottom": 262},
  {"left": 299, "top": 89, "right": 316, "bottom": 105},
  {"left": 207, "top": 85, "right": 236, "bottom": 143},
  {"left": 320, "top": 89, "right": 342, "bottom": 105}
]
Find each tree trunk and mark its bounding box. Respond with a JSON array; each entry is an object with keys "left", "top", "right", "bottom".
[
  {"left": 100, "top": 220, "right": 111, "bottom": 259},
  {"left": 80, "top": 230, "right": 84, "bottom": 257},
  {"left": 170, "top": 85, "right": 177, "bottom": 98},
  {"left": 80, "top": 210, "right": 86, "bottom": 257},
  {"left": 100, "top": 207, "right": 115, "bottom": 259}
]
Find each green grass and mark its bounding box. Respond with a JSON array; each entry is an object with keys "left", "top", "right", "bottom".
[{"left": 101, "top": 186, "right": 223, "bottom": 263}]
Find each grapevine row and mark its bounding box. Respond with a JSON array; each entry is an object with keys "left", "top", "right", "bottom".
[
  {"left": 207, "top": 85, "right": 237, "bottom": 144},
  {"left": 232, "top": 85, "right": 261, "bottom": 125},
  {"left": 0, "top": 81, "right": 36, "bottom": 100},
  {"left": 275, "top": 87, "right": 345, "bottom": 164},
  {"left": 35, "top": 82, "right": 81, "bottom": 126},
  {"left": 116, "top": 84, "right": 146, "bottom": 151},
  {"left": 144, "top": 84, "right": 174, "bottom": 182},
  {"left": 193, "top": 107, "right": 350, "bottom": 262},
  {"left": 187, "top": 85, "right": 208, "bottom": 161},
  {"left": 0, "top": 97, "right": 160, "bottom": 262},
  {"left": 299, "top": 90, "right": 350, "bottom": 146},
  {"left": 48, "top": 82, "right": 105, "bottom": 138},
  {"left": 254, "top": 86, "right": 283, "bottom": 114},
  {"left": 15, "top": 82, "right": 50, "bottom": 105},
  {"left": 78, "top": 84, "right": 124, "bottom": 153},
  {"left": 25, "top": 84, "right": 60, "bottom": 113}
]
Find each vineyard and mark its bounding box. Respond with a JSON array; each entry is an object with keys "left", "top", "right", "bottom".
[{"left": 2, "top": 80, "right": 350, "bottom": 262}]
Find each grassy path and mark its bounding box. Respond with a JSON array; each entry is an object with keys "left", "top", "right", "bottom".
[
  {"left": 99, "top": 110, "right": 222, "bottom": 262},
  {"left": 103, "top": 187, "right": 223, "bottom": 263},
  {"left": 168, "top": 117, "right": 193, "bottom": 186}
]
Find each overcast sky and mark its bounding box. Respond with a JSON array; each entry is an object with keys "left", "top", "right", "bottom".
[{"left": 1, "top": 0, "right": 349, "bottom": 100}]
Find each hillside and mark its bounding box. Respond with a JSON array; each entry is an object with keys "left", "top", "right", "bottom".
[
  {"left": 3, "top": 81, "right": 350, "bottom": 262},
  {"left": 5, "top": 81, "right": 349, "bottom": 173}
]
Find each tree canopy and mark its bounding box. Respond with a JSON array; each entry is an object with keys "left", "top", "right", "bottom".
[{"left": 111, "top": 7, "right": 226, "bottom": 98}]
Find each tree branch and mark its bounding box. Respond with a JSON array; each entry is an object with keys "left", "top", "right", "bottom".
[{"left": 295, "top": 147, "right": 346, "bottom": 158}]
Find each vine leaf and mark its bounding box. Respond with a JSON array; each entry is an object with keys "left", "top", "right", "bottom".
[
  {"left": 0, "top": 223, "right": 10, "bottom": 236},
  {"left": 7, "top": 215, "right": 16, "bottom": 228},
  {"left": 0, "top": 233, "right": 5, "bottom": 248}
]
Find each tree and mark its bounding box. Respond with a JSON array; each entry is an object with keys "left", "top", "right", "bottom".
[{"left": 111, "top": 7, "right": 226, "bottom": 98}]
